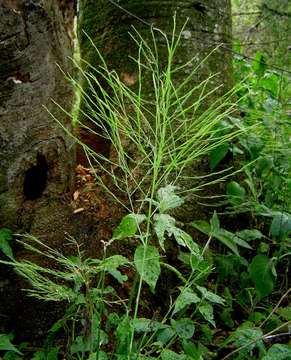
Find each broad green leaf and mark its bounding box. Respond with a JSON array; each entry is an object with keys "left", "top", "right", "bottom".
[
  {"left": 113, "top": 214, "right": 146, "bottom": 239},
  {"left": 156, "top": 185, "right": 184, "bottom": 212},
  {"left": 46, "top": 347, "right": 59, "bottom": 360},
  {"left": 240, "top": 135, "right": 264, "bottom": 159},
  {"left": 116, "top": 317, "right": 131, "bottom": 355},
  {"left": 171, "top": 318, "right": 195, "bottom": 339},
  {"left": 253, "top": 52, "right": 267, "bottom": 77},
  {"left": 173, "top": 287, "right": 200, "bottom": 315},
  {"left": 0, "top": 334, "right": 21, "bottom": 354},
  {"left": 212, "top": 232, "right": 239, "bottom": 255},
  {"left": 70, "top": 336, "right": 88, "bottom": 354},
  {"left": 88, "top": 351, "right": 108, "bottom": 360},
  {"left": 196, "top": 285, "right": 225, "bottom": 305},
  {"left": 134, "top": 245, "right": 160, "bottom": 292},
  {"left": 232, "top": 327, "right": 263, "bottom": 351},
  {"left": 100, "top": 255, "right": 129, "bottom": 270},
  {"left": 172, "top": 228, "right": 196, "bottom": 251},
  {"left": 249, "top": 255, "right": 275, "bottom": 298},
  {"left": 154, "top": 215, "right": 200, "bottom": 255},
  {"left": 210, "top": 143, "right": 229, "bottom": 170},
  {"left": 131, "top": 318, "right": 166, "bottom": 333},
  {"left": 3, "top": 352, "right": 22, "bottom": 360},
  {"left": 256, "top": 156, "right": 273, "bottom": 176},
  {"left": 220, "top": 308, "right": 234, "bottom": 328},
  {"left": 182, "top": 341, "right": 207, "bottom": 360},
  {"left": 157, "top": 327, "right": 175, "bottom": 344},
  {"left": 108, "top": 269, "right": 127, "bottom": 284},
  {"left": 198, "top": 304, "right": 215, "bottom": 327},
  {"left": 260, "top": 73, "right": 279, "bottom": 97},
  {"left": 262, "top": 344, "right": 291, "bottom": 360},
  {"left": 191, "top": 221, "right": 239, "bottom": 255},
  {"left": 154, "top": 214, "right": 176, "bottom": 250},
  {"left": 226, "top": 181, "right": 246, "bottom": 206},
  {"left": 270, "top": 212, "right": 291, "bottom": 240},
  {"left": 191, "top": 220, "right": 210, "bottom": 234},
  {"left": 161, "top": 349, "right": 187, "bottom": 360},
  {"left": 236, "top": 229, "right": 263, "bottom": 242},
  {"left": 222, "top": 230, "right": 252, "bottom": 250},
  {"left": 31, "top": 352, "right": 45, "bottom": 360},
  {"left": 276, "top": 306, "right": 291, "bottom": 320},
  {"left": 0, "top": 228, "right": 13, "bottom": 259}
]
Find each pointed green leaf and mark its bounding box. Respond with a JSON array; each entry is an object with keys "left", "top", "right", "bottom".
[
  {"left": 100, "top": 255, "right": 129, "bottom": 270},
  {"left": 210, "top": 143, "right": 229, "bottom": 170},
  {"left": 198, "top": 304, "right": 215, "bottom": 327},
  {"left": 0, "top": 228, "right": 13, "bottom": 259},
  {"left": 156, "top": 185, "right": 184, "bottom": 212},
  {"left": 190, "top": 220, "right": 211, "bottom": 234},
  {"left": 113, "top": 214, "right": 146, "bottom": 239},
  {"left": 191, "top": 221, "right": 239, "bottom": 255},
  {"left": 253, "top": 52, "right": 267, "bottom": 77},
  {"left": 249, "top": 255, "right": 275, "bottom": 298},
  {"left": 161, "top": 349, "right": 187, "bottom": 360},
  {"left": 232, "top": 327, "right": 263, "bottom": 350},
  {"left": 270, "top": 212, "right": 291, "bottom": 240},
  {"left": 173, "top": 229, "right": 201, "bottom": 256},
  {"left": 131, "top": 318, "right": 167, "bottom": 333},
  {"left": 276, "top": 307, "right": 291, "bottom": 321},
  {"left": 154, "top": 214, "right": 176, "bottom": 250},
  {"left": 221, "top": 230, "right": 252, "bottom": 250},
  {"left": 226, "top": 181, "right": 246, "bottom": 205},
  {"left": 157, "top": 327, "right": 175, "bottom": 344},
  {"left": 108, "top": 269, "right": 127, "bottom": 284},
  {"left": 0, "top": 334, "right": 21, "bottom": 354},
  {"left": 134, "top": 245, "right": 160, "bottom": 292},
  {"left": 196, "top": 286, "right": 225, "bottom": 305},
  {"left": 171, "top": 318, "right": 195, "bottom": 339},
  {"left": 262, "top": 344, "right": 291, "bottom": 360},
  {"left": 236, "top": 229, "right": 263, "bottom": 242},
  {"left": 173, "top": 287, "right": 200, "bottom": 315}
]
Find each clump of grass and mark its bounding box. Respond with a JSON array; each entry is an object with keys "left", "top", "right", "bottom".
[
  {"left": 2, "top": 19, "right": 253, "bottom": 359},
  {"left": 52, "top": 17, "right": 245, "bottom": 215}
]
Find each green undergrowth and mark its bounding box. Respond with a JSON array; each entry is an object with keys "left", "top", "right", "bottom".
[{"left": 0, "top": 20, "right": 290, "bottom": 360}]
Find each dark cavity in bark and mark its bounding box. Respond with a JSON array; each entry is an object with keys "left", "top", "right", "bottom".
[{"left": 23, "top": 154, "right": 48, "bottom": 200}]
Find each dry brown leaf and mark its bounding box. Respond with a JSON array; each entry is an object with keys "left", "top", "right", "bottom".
[
  {"left": 121, "top": 72, "right": 137, "bottom": 86},
  {"left": 73, "top": 207, "right": 85, "bottom": 214},
  {"left": 73, "top": 190, "right": 80, "bottom": 201}
]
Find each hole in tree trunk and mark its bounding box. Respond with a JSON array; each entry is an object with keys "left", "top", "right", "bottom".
[{"left": 23, "top": 154, "right": 48, "bottom": 200}]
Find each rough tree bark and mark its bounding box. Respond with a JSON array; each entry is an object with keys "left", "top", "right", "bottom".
[
  {"left": 0, "top": 0, "right": 76, "bottom": 339},
  {"left": 0, "top": 0, "right": 75, "bottom": 233},
  {"left": 78, "top": 0, "right": 233, "bottom": 219},
  {"left": 79, "top": 0, "right": 232, "bottom": 94}
]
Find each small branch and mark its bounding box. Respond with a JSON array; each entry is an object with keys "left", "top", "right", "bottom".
[
  {"left": 260, "top": 288, "right": 291, "bottom": 328},
  {"left": 262, "top": 3, "right": 291, "bottom": 17},
  {"left": 232, "top": 11, "right": 262, "bottom": 16},
  {"left": 222, "top": 320, "right": 291, "bottom": 360}
]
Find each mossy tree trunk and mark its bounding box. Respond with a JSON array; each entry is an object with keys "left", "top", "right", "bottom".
[
  {"left": 79, "top": 0, "right": 232, "bottom": 94},
  {"left": 0, "top": 0, "right": 76, "bottom": 233},
  {"left": 0, "top": 0, "right": 76, "bottom": 339}
]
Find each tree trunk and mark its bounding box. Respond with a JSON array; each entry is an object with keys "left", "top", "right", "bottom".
[
  {"left": 0, "top": 0, "right": 76, "bottom": 340},
  {"left": 0, "top": 0, "right": 75, "bottom": 233},
  {"left": 79, "top": 0, "right": 232, "bottom": 93}
]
